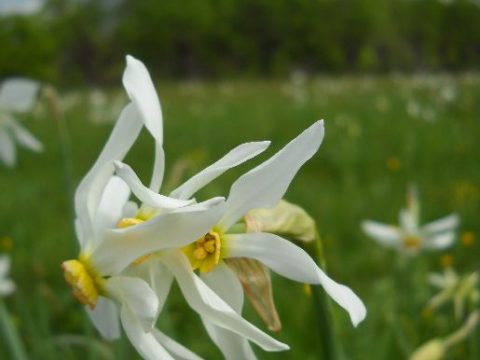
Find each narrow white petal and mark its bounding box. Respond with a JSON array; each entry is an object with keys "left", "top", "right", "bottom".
[
  {"left": 422, "top": 214, "right": 460, "bottom": 235},
  {"left": 95, "top": 176, "right": 131, "bottom": 233},
  {"left": 226, "top": 233, "right": 367, "bottom": 327},
  {"left": 149, "top": 143, "right": 165, "bottom": 193},
  {"left": 201, "top": 264, "right": 256, "bottom": 360},
  {"left": 153, "top": 330, "right": 204, "bottom": 360},
  {"left": 201, "top": 262, "right": 244, "bottom": 312},
  {"left": 0, "top": 78, "right": 39, "bottom": 112},
  {"left": 171, "top": 141, "right": 271, "bottom": 200},
  {"left": 8, "top": 119, "right": 43, "bottom": 152},
  {"left": 92, "top": 199, "right": 225, "bottom": 275},
  {"left": 74, "top": 103, "right": 142, "bottom": 247},
  {"left": 0, "top": 256, "right": 11, "bottom": 276},
  {"left": 0, "top": 279, "right": 15, "bottom": 296},
  {"left": 0, "top": 128, "right": 16, "bottom": 167},
  {"left": 423, "top": 231, "right": 456, "bottom": 250},
  {"left": 202, "top": 321, "right": 257, "bottom": 360},
  {"left": 114, "top": 161, "right": 192, "bottom": 209},
  {"left": 105, "top": 276, "right": 158, "bottom": 331},
  {"left": 121, "top": 306, "right": 175, "bottom": 360},
  {"left": 86, "top": 296, "right": 120, "bottom": 341},
  {"left": 123, "top": 259, "right": 173, "bottom": 315},
  {"left": 161, "top": 251, "right": 289, "bottom": 352},
  {"left": 220, "top": 121, "right": 324, "bottom": 230},
  {"left": 427, "top": 273, "right": 448, "bottom": 288},
  {"left": 399, "top": 208, "right": 418, "bottom": 233},
  {"left": 361, "top": 220, "right": 402, "bottom": 248},
  {"left": 123, "top": 55, "right": 163, "bottom": 144},
  {"left": 122, "top": 201, "right": 139, "bottom": 218}
]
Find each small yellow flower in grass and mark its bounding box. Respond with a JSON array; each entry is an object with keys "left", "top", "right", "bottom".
[
  {"left": 439, "top": 254, "right": 454, "bottom": 269},
  {"left": 0, "top": 236, "right": 13, "bottom": 252},
  {"left": 362, "top": 185, "right": 460, "bottom": 256},
  {"left": 461, "top": 232, "right": 475, "bottom": 247},
  {"left": 386, "top": 156, "right": 401, "bottom": 172}
]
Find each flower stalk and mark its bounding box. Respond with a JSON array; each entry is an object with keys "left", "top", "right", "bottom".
[{"left": 0, "top": 300, "right": 29, "bottom": 360}]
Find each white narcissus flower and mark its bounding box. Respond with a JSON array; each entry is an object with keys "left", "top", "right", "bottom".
[
  {"left": 0, "top": 256, "right": 15, "bottom": 296},
  {"left": 426, "top": 269, "right": 479, "bottom": 320},
  {"left": 106, "top": 55, "right": 289, "bottom": 355},
  {"left": 116, "top": 120, "right": 367, "bottom": 359},
  {"left": 62, "top": 56, "right": 228, "bottom": 360},
  {"left": 0, "top": 78, "right": 43, "bottom": 167},
  {"left": 362, "top": 186, "right": 460, "bottom": 255}
]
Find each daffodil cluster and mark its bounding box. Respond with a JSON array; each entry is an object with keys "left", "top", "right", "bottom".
[{"left": 62, "top": 55, "right": 366, "bottom": 360}]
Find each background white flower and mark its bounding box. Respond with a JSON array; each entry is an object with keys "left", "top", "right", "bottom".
[
  {"left": 362, "top": 186, "right": 460, "bottom": 255},
  {"left": 0, "top": 255, "right": 15, "bottom": 296},
  {"left": 0, "top": 78, "right": 43, "bottom": 167}
]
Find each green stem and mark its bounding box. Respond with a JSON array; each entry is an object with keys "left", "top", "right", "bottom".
[
  {"left": 0, "top": 300, "right": 29, "bottom": 360},
  {"left": 308, "top": 230, "right": 337, "bottom": 360}
]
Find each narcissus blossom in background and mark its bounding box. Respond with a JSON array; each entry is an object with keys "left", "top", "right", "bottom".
[
  {"left": 0, "top": 78, "right": 43, "bottom": 167},
  {"left": 0, "top": 256, "right": 15, "bottom": 296},
  {"left": 362, "top": 186, "right": 460, "bottom": 255},
  {"left": 426, "top": 268, "right": 479, "bottom": 320}
]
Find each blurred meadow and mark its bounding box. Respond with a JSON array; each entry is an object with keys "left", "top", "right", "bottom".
[{"left": 1, "top": 1, "right": 480, "bottom": 360}]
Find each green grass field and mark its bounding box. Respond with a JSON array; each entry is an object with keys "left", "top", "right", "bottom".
[{"left": 1, "top": 74, "right": 479, "bottom": 359}]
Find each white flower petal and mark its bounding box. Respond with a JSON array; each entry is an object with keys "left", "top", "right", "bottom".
[
  {"left": 0, "top": 128, "right": 16, "bottom": 167},
  {"left": 225, "top": 233, "right": 367, "bottom": 327},
  {"left": 220, "top": 121, "right": 324, "bottom": 230},
  {"left": 427, "top": 273, "right": 448, "bottom": 288},
  {"left": 399, "top": 208, "right": 418, "bottom": 233},
  {"left": 201, "top": 264, "right": 256, "bottom": 360},
  {"left": 123, "top": 55, "right": 163, "bottom": 144},
  {"left": 123, "top": 259, "right": 173, "bottom": 315},
  {"left": 153, "top": 329, "right": 204, "bottom": 360},
  {"left": 92, "top": 199, "right": 225, "bottom": 275},
  {"left": 95, "top": 176, "right": 131, "bottom": 233},
  {"left": 170, "top": 141, "right": 271, "bottom": 200},
  {"left": 161, "top": 251, "right": 289, "bottom": 352},
  {"left": 122, "top": 201, "right": 139, "bottom": 218},
  {"left": 201, "top": 262, "right": 244, "bottom": 312},
  {"left": 8, "top": 119, "right": 43, "bottom": 152},
  {"left": 0, "top": 256, "right": 11, "bottom": 276},
  {"left": 149, "top": 143, "right": 165, "bottom": 193},
  {"left": 120, "top": 306, "right": 175, "bottom": 360},
  {"left": 0, "top": 279, "right": 15, "bottom": 296},
  {"left": 114, "top": 161, "right": 192, "bottom": 209},
  {"left": 75, "top": 103, "right": 142, "bottom": 247},
  {"left": 361, "top": 220, "right": 401, "bottom": 248},
  {"left": 86, "top": 296, "right": 120, "bottom": 341},
  {"left": 0, "top": 78, "right": 39, "bottom": 112},
  {"left": 423, "top": 231, "right": 456, "bottom": 250},
  {"left": 105, "top": 276, "right": 158, "bottom": 331},
  {"left": 422, "top": 214, "right": 460, "bottom": 235},
  {"left": 202, "top": 321, "right": 257, "bottom": 360}
]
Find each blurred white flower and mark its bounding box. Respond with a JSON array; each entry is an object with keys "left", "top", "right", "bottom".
[
  {"left": 0, "top": 79, "right": 43, "bottom": 167},
  {"left": 362, "top": 186, "right": 460, "bottom": 255},
  {"left": 410, "top": 311, "right": 479, "bottom": 360},
  {"left": 426, "top": 268, "right": 479, "bottom": 320},
  {"left": 0, "top": 256, "right": 15, "bottom": 296}
]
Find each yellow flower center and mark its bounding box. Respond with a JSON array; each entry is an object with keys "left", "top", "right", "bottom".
[
  {"left": 183, "top": 229, "right": 223, "bottom": 273},
  {"left": 62, "top": 255, "right": 102, "bottom": 309},
  {"left": 403, "top": 235, "right": 421, "bottom": 249},
  {"left": 116, "top": 213, "right": 153, "bottom": 265}
]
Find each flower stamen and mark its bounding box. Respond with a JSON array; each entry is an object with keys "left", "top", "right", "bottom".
[
  {"left": 62, "top": 255, "right": 102, "bottom": 309},
  {"left": 184, "top": 230, "right": 222, "bottom": 273}
]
